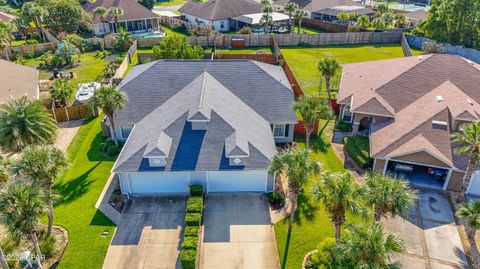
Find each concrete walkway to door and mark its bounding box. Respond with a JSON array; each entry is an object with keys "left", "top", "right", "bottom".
[
  {"left": 199, "top": 193, "right": 280, "bottom": 269},
  {"left": 102, "top": 196, "right": 187, "bottom": 269}
]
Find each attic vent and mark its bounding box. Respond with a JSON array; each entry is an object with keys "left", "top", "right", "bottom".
[
  {"left": 467, "top": 99, "right": 473, "bottom": 105},
  {"left": 432, "top": 120, "right": 448, "bottom": 126},
  {"left": 436, "top": 95, "right": 443, "bottom": 102}
]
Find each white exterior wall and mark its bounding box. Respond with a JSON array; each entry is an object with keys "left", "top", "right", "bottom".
[
  {"left": 183, "top": 14, "right": 230, "bottom": 31},
  {"left": 93, "top": 23, "right": 112, "bottom": 36}
]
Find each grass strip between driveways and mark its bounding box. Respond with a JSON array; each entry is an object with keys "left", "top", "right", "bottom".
[{"left": 53, "top": 116, "right": 116, "bottom": 269}]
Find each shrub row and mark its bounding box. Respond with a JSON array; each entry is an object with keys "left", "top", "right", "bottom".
[
  {"left": 181, "top": 185, "right": 204, "bottom": 269},
  {"left": 343, "top": 135, "right": 372, "bottom": 169}
]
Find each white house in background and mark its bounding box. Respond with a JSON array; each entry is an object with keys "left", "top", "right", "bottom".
[
  {"left": 111, "top": 60, "right": 297, "bottom": 195},
  {"left": 178, "top": 0, "right": 262, "bottom": 32},
  {"left": 83, "top": 0, "right": 160, "bottom": 36}
]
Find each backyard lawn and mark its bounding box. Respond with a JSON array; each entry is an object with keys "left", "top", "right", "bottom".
[
  {"left": 274, "top": 121, "right": 369, "bottom": 269},
  {"left": 292, "top": 26, "right": 325, "bottom": 34},
  {"left": 52, "top": 116, "right": 116, "bottom": 269},
  {"left": 154, "top": 0, "right": 186, "bottom": 6},
  {"left": 281, "top": 43, "right": 408, "bottom": 96}
]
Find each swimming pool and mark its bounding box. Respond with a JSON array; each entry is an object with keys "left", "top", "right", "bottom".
[{"left": 131, "top": 31, "right": 166, "bottom": 39}]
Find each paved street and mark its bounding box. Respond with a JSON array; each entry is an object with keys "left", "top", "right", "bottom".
[
  {"left": 200, "top": 193, "right": 280, "bottom": 269},
  {"left": 102, "top": 196, "right": 187, "bottom": 269},
  {"left": 383, "top": 189, "right": 469, "bottom": 269}
]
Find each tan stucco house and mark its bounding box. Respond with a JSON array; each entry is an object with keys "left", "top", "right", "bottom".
[{"left": 337, "top": 54, "right": 480, "bottom": 195}]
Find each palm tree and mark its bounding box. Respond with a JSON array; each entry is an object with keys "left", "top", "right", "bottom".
[
  {"left": 363, "top": 172, "right": 417, "bottom": 223},
  {"left": 284, "top": 2, "right": 298, "bottom": 32},
  {"left": 0, "top": 155, "right": 9, "bottom": 186},
  {"left": 91, "top": 86, "right": 127, "bottom": 145},
  {"left": 337, "top": 12, "right": 350, "bottom": 25},
  {"left": 294, "top": 9, "right": 307, "bottom": 34},
  {"left": 0, "top": 180, "right": 46, "bottom": 269},
  {"left": 317, "top": 58, "right": 341, "bottom": 103},
  {"left": 0, "top": 97, "right": 57, "bottom": 152},
  {"left": 332, "top": 223, "right": 404, "bottom": 268},
  {"left": 293, "top": 96, "right": 331, "bottom": 148},
  {"left": 452, "top": 122, "right": 480, "bottom": 196},
  {"left": 458, "top": 201, "right": 480, "bottom": 229},
  {"left": 0, "top": 245, "right": 8, "bottom": 269},
  {"left": 311, "top": 171, "right": 364, "bottom": 241},
  {"left": 108, "top": 7, "right": 124, "bottom": 33},
  {"left": 0, "top": 22, "right": 16, "bottom": 61},
  {"left": 356, "top": 15, "right": 370, "bottom": 29},
  {"left": 12, "top": 145, "right": 68, "bottom": 237},
  {"left": 93, "top": 6, "right": 108, "bottom": 35},
  {"left": 49, "top": 79, "right": 75, "bottom": 108},
  {"left": 260, "top": 13, "right": 273, "bottom": 34},
  {"left": 20, "top": 2, "right": 48, "bottom": 42},
  {"left": 269, "top": 148, "right": 321, "bottom": 237}
]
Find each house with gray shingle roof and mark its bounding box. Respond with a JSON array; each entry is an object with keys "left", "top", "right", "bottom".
[
  {"left": 112, "top": 60, "right": 297, "bottom": 195},
  {"left": 337, "top": 54, "right": 480, "bottom": 195}
]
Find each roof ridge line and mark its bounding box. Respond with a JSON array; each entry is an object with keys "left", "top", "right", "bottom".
[{"left": 198, "top": 71, "right": 208, "bottom": 110}]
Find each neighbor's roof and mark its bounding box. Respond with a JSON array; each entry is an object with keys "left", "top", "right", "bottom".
[
  {"left": 116, "top": 60, "right": 297, "bottom": 124},
  {"left": 0, "top": 60, "right": 39, "bottom": 103},
  {"left": 405, "top": 10, "right": 427, "bottom": 21},
  {"left": 338, "top": 54, "right": 480, "bottom": 171},
  {"left": 83, "top": 0, "right": 158, "bottom": 24},
  {"left": 178, "top": 0, "right": 262, "bottom": 21},
  {"left": 112, "top": 70, "right": 279, "bottom": 172},
  {"left": 273, "top": 0, "right": 362, "bottom": 12},
  {"left": 316, "top": 6, "right": 374, "bottom": 16},
  {"left": 0, "top": 11, "right": 16, "bottom": 22},
  {"left": 233, "top": 12, "right": 289, "bottom": 25}
]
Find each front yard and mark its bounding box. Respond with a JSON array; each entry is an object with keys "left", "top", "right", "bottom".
[
  {"left": 52, "top": 116, "right": 116, "bottom": 269},
  {"left": 281, "top": 43, "right": 409, "bottom": 96}
]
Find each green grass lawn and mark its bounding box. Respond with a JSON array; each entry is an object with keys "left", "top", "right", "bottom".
[
  {"left": 52, "top": 116, "right": 116, "bottom": 269},
  {"left": 281, "top": 43, "right": 407, "bottom": 96},
  {"left": 155, "top": 0, "right": 186, "bottom": 6},
  {"left": 344, "top": 135, "right": 372, "bottom": 169},
  {"left": 274, "top": 121, "right": 370, "bottom": 269},
  {"left": 18, "top": 51, "right": 108, "bottom": 87},
  {"left": 215, "top": 46, "right": 272, "bottom": 54},
  {"left": 292, "top": 26, "right": 325, "bottom": 34},
  {"left": 162, "top": 25, "right": 189, "bottom": 37}
]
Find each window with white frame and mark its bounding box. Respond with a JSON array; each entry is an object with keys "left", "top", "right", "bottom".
[
  {"left": 121, "top": 124, "right": 134, "bottom": 138},
  {"left": 342, "top": 105, "right": 352, "bottom": 122},
  {"left": 273, "top": 124, "right": 286, "bottom": 138}
]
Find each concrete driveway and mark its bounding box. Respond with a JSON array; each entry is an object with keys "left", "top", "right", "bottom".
[
  {"left": 102, "top": 196, "right": 187, "bottom": 269},
  {"left": 200, "top": 193, "right": 280, "bottom": 269},
  {"left": 383, "top": 189, "right": 469, "bottom": 268}
]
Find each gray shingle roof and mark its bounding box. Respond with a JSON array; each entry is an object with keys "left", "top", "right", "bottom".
[
  {"left": 113, "top": 66, "right": 289, "bottom": 172},
  {"left": 83, "top": 0, "right": 158, "bottom": 24},
  {"left": 178, "top": 0, "right": 262, "bottom": 21}
]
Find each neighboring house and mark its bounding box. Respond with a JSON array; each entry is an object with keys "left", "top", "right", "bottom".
[
  {"left": 0, "top": 11, "right": 16, "bottom": 23},
  {"left": 272, "top": 0, "right": 367, "bottom": 19},
  {"left": 83, "top": 0, "right": 160, "bottom": 36},
  {"left": 337, "top": 54, "right": 480, "bottom": 195},
  {"left": 112, "top": 60, "right": 297, "bottom": 195},
  {"left": 405, "top": 10, "right": 427, "bottom": 27},
  {"left": 313, "top": 6, "right": 375, "bottom": 23},
  {"left": 0, "top": 59, "right": 39, "bottom": 103},
  {"left": 178, "top": 0, "right": 262, "bottom": 32}
]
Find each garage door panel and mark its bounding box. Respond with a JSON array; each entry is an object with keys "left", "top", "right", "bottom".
[
  {"left": 207, "top": 171, "right": 267, "bottom": 193},
  {"left": 129, "top": 172, "right": 190, "bottom": 194}
]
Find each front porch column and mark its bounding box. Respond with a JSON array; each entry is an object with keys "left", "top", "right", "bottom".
[
  {"left": 382, "top": 158, "right": 389, "bottom": 176},
  {"left": 352, "top": 121, "right": 360, "bottom": 135}
]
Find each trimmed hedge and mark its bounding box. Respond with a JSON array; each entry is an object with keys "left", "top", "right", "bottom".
[
  {"left": 184, "top": 225, "right": 199, "bottom": 237},
  {"left": 185, "top": 212, "right": 202, "bottom": 226},
  {"left": 344, "top": 135, "right": 372, "bottom": 169},
  {"left": 181, "top": 249, "right": 196, "bottom": 269},
  {"left": 190, "top": 184, "right": 203, "bottom": 196},
  {"left": 182, "top": 236, "right": 198, "bottom": 250},
  {"left": 186, "top": 196, "right": 204, "bottom": 213}
]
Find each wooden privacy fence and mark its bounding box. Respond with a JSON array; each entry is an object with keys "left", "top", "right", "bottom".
[
  {"left": 112, "top": 40, "right": 138, "bottom": 83},
  {"left": 400, "top": 33, "right": 413, "bottom": 57},
  {"left": 302, "top": 18, "right": 348, "bottom": 33},
  {"left": 48, "top": 104, "right": 96, "bottom": 123},
  {"left": 214, "top": 53, "right": 276, "bottom": 64}
]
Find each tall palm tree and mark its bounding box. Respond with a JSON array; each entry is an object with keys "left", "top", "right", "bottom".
[
  {"left": 294, "top": 9, "right": 307, "bottom": 34},
  {"left": 356, "top": 15, "right": 370, "bottom": 29},
  {"left": 91, "top": 86, "right": 127, "bottom": 145},
  {"left": 452, "top": 122, "right": 480, "bottom": 196},
  {"left": 317, "top": 58, "right": 341, "bottom": 103},
  {"left": 260, "top": 13, "right": 273, "bottom": 34},
  {"left": 293, "top": 96, "right": 331, "bottom": 148},
  {"left": 284, "top": 2, "right": 298, "bottom": 32},
  {"left": 0, "top": 180, "right": 46, "bottom": 269},
  {"left": 363, "top": 172, "right": 417, "bottom": 223},
  {"left": 269, "top": 148, "right": 321, "bottom": 237},
  {"left": 0, "top": 22, "right": 16, "bottom": 61},
  {"left": 93, "top": 6, "right": 108, "bottom": 35},
  {"left": 0, "top": 97, "right": 57, "bottom": 152},
  {"left": 49, "top": 79, "right": 75, "bottom": 108},
  {"left": 108, "top": 7, "right": 124, "bottom": 33},
  {"left": 20, "top": 2, "right": 48, "bottom": 42},
  {"left": 311, "top": 171, "right": 364, "bottom": 241},
  {"left": 333, "top": 223, "right": 404, "bottom": 268},
  {"left": 12, "top": 145, "right": 68, "bottom": 237}
]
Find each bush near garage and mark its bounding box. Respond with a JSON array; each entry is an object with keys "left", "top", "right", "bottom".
[{"left": 181, "top": 184, "right": 204, "bottom": 269}]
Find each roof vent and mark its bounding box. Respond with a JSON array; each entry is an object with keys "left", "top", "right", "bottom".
[
  {"left": 432, "top": 120, "right": 448, "bottom": 126},
  {"left": 436, "top": 95, "right": 443, "bottom": 102},
  {"left": 418, "top": 56, "right": 423, "bottom": 60},
  {"left": 467, "top": 99, "right": 474, "bottom": 105}
]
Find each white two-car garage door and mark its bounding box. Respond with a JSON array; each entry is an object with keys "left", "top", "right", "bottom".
[
  {"left": 128, "top": 172, "right": 190, "bottom": 194},
  {"left": 206, "top": 171, "right": 267, "bottom": 193}
]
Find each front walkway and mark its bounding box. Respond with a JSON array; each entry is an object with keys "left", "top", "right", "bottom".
[
  {"left": 200, "top": 193, "right": 280, "bottom": 269},
  {"left": 383, "top": 188, "right": 469, "bottom": 268},
  {"left": 102, "top": 196, "right": 187, "bottom": 269}
]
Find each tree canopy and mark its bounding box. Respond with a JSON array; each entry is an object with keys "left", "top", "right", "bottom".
[{"left": 153, "top": 35, "right": 204, "bottom": 60}]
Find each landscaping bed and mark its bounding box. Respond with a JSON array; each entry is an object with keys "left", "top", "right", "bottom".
[
  {"left": 343, "top": 135, "right": 372, "bottom": 169},
  {"left": 181, "top": 184, "right": 204, "bottom": 269}
]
